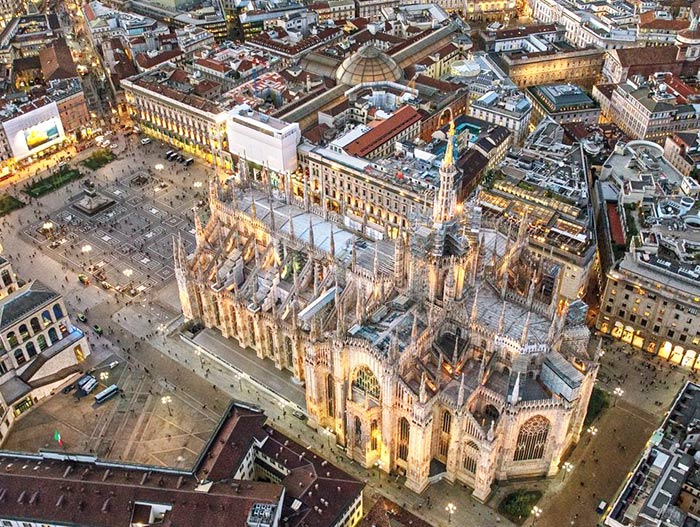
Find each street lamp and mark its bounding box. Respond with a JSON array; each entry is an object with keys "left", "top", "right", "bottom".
[
  {"left": 587, "top": 425, "right": 598, "bottom": 437},
  {"left": 531, "top": 506, "right": 542, "bottom": 525},
  {"left": 613, "top": 386, "right": 624, "bottom": 407},
  {"left": 374, "top": 459, "right": 383, "bottom": 483},
  {"left": 445, "top": 503, "right": 456, "bottom": 523},
  {"left": 322, "top": 426, "right": 334, "bottom": 449},
  {"left": 233, "top": 372, "right": 242, "bottom": 390},
  {"left": 81, "top": 244, "right": 92, "bottom": 254},
  {"left": 99, "top": 371, "right": 109, "bottom": 381},
  {"left": 562, "top": 461, "right": 573, "bottom": 479},
  {"left": 161, "top": 395, "right": 173, "bottom": 417},
  {"left": 123, "top": 268, "right": 133, "bottom": 278}
]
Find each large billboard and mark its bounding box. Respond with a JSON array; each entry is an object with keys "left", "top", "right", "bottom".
[{"left": 2, "top": 101, "right": 65, "bottom": 160}]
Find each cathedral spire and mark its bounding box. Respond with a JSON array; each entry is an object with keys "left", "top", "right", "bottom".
[
  {"left": 308, "top": 216, "right": 314, "bottom": 249},
  {"left": 194, "top": 209, "right": 205, "bottom": 247},
  {"left": 355, "top": 282, "right": 364, "bottom": 324},
  {"left": 457, "top": 372, "right": 465, "bottom": 407},
  {"left": 288, "top": 208, "right": 295, "bottom": 239},
  {"left": 521, "top": 310, "right": 531, "bottom": 346},
  {"left": 268, "top": 193, "right": 275, "bottom": 231},
  {"left": 335, "top": 275, "right": 344, "bottom": 337},
  {"left": 411, "top": 314, "right": 419, "bottom": 343},
  {"left": 498, "top": 300, "right": 507, "bottom": 334},
  {"left": 419, "top": 371, "right": 427, "bottom": 404},
  {"left": 432, "top": 117, "right": 458, "bottom": 227},
  {"left": 510, "top": 372, "right": 521, "bottom": 405},
  {"left": 250, "top": 194, "right": 257, "bottom": 221},
  {"left": 452, "top": 334, "right": 460, "bottom": 364},
  {"left": 470, "top": 283, "right": 480, "bottom": 321},
  {"left": 329, "top": 225, "right": 335, "bottom": 259}
]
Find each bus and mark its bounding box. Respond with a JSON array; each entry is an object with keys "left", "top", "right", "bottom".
[
  {"left": 184, "top": 157, "right": 194, "bottom": 166},
  {"left": 82, "top": 378, "right": 98, "bottom": 394},
  {"left": 95, "top": 384, "right": 119, "bottom": 405}
]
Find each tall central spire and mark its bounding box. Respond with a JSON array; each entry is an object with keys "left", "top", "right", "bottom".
[{"left": 432, "top": 118, "right": 458, "bottom": 228}]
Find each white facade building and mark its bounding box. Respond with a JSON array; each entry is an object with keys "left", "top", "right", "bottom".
[{"left": 227, "top": 105, "right": 301, "bottom": 173}]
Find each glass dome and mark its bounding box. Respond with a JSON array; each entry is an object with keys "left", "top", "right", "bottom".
[{"left": 335, "top": 45, "right": 403, "bottom": 87}]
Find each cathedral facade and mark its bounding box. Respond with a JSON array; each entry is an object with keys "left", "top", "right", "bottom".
[{"left": 174, "top": 125, "right": 598, "bottom": 501}]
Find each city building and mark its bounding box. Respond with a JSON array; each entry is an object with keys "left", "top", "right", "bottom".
[
  {"left": 468, "top": 88, "right": 532, "bottom": 145},
  {"left": 121, "top": 64, "right": 231, "bottom": 167},
  {"left": 604, "top": 381, "right": 700, "bottom": 526},
  {"left": 0, "top": 254, "right": 16, "bottom": 299},
  {"left": 0, "top": 14, "right": 62, "bottom": 65},
  {"left": 596, "top": 140, "right": 700, "bottom": 364},
  {"left": 227, "top": 104, "right": 301, "bottom": 173},
  {"left": 0, "top": 263, "right": 91, "bottom": 445},
  {"left": 175, "top": 118, "right": 599, "bottom": 501},
  {"left": 602, "top": 45, "right": 700, "bottom": 85},
  {"left": 478, "top": 119, "right": 597, "bottom": 301},
  {"left": 664, "top": 131, "right": 700, "bottom": 177},
  {"left": 175, "top": 25, "right": 216, "bottom": 55},
  {"left": 600, "top": 74, "right": 700, "bottom": 144},
  {"left": 526, "top": 83, "right": 600, "bottom": 128},
  {"left": 0, "top": 402, "right": 364, "bottom": 527}
]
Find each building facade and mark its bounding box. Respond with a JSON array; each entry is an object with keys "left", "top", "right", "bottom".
[
  {"left": 121, "top": 67, "right": 230, "bottom": 167},
  {"left": 0, "top": 277, "right": 90, "bottom": 445}
]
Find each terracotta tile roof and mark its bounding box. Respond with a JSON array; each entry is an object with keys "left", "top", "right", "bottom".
[
  {"left": 135, "top": 49, "right": 183, "bottom": 70},
  {"left": 39, "top": 38, "right": 78, "bottom": 81},
  {"left": 358, "top": 497, "right": 433, "bottom": 527},
  {"left": 414, "top": 74, "right": 459, "bottom": 92},
  {"left": 611, "top": 45, "right": 678, "bottom": 67},
  {"left": 196, "top": 57, "right": 228, "bottom": 73},
  {"left": 344, "top": 106, "right": 421, "bottom": 157},
  {"left": 638, "top": 11, "right": 688, "bottom": 29}
]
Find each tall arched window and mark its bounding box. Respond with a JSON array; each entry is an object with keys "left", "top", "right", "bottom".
[
  {"left": 1, "top": 269, "right": 11, "bottom": 286},
  {"left": 6, "top": 331, "right": 18, "bottom": 347},
  {"left": 52, "top": 304, "right": 64, "bottom": 320},
  {"left": 229, "top": 306, "right": 238, "bottom": 337},
  {"left": 30, "top": 317, "right": 41, "bottom": 333},
  {"left": 514, "top": 415, "right": 550, "bottom": 461},
  {"left": 37, "top": 334, "right": 47, "bottom": 351},
  {"left": 439, "top": 410, "right": 452, "bottom": 458},
  {"left": 326, "top": 374, "right": 335, "bottom": 418},
  {"left": 370, "top": 420, "right": 378, "bottom": 451},
  {"left": 352, "top": 366, "right": 380, "bottom": 399},
  {"left": 248, "top": 317, "right": 256, "bottom": 346},
  {"left": 18, "top": 324, "right": 29, "bottom": 341},
  {"left": 48, "top": 327, "right": 58, "bottom": 344},
  {"left": 463, "top": 440, "right": 479, "bottom": 474},
  {"left": 41, "top": 310, "right": 52, "bottom": 326},
  {"left": 285, "top": 337, "right": 293, "bottom": 370},
  {"left": 398, "top": 417, "right": 410, "bottom": 461},
  {"left": 354, "top": 417, "right": 362, "bottom": 447},
  {"left": 25, "top": 341, "right": 37, "bottom": 358},
  {"left": 14, "top": 348, "right": 26, "bottom": 366}
]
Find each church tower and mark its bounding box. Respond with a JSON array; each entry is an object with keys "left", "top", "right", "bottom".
[{"left": 432, "top": 119, "right": 459, "bottom": 228}]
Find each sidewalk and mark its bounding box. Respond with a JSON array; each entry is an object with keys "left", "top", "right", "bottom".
[{"left": 189, "top": 329, "right": 307, "bottom": 410}]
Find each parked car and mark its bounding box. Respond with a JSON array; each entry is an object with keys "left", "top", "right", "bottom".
[
  {"left": 78, "top": 274, "right": 90, "bottom": 285},
  {"left": 92, "top": 325, "right": 103, "bottom": 336},
  {"left": 77, "top": 313, "right": 87, "bottom": 323},
  {"left": 140, "top": 137, "right": 152, "bottom": 145}
]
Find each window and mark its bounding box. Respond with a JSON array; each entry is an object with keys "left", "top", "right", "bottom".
[
  {"left": 514, "top": 415, "right": 550, "bottom": 461},
  {"left": 352, "top": 366, "right": 380, "bottom": 399},
  {"left": 463, "top": 440, "right": 479, "bottom": 474},
  {"left": 397, "top": 417, "right": 410, "bottom": 461},
  {"left": 370, "top": 420, "right": 378, "bottom": 451},
  {"left": 354, "top": 417, "right": 362, "bottom": 446}
]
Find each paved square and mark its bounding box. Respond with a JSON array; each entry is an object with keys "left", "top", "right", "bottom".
[{"left": 22, "top": 169, "right": 201, "bottom": 296}]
